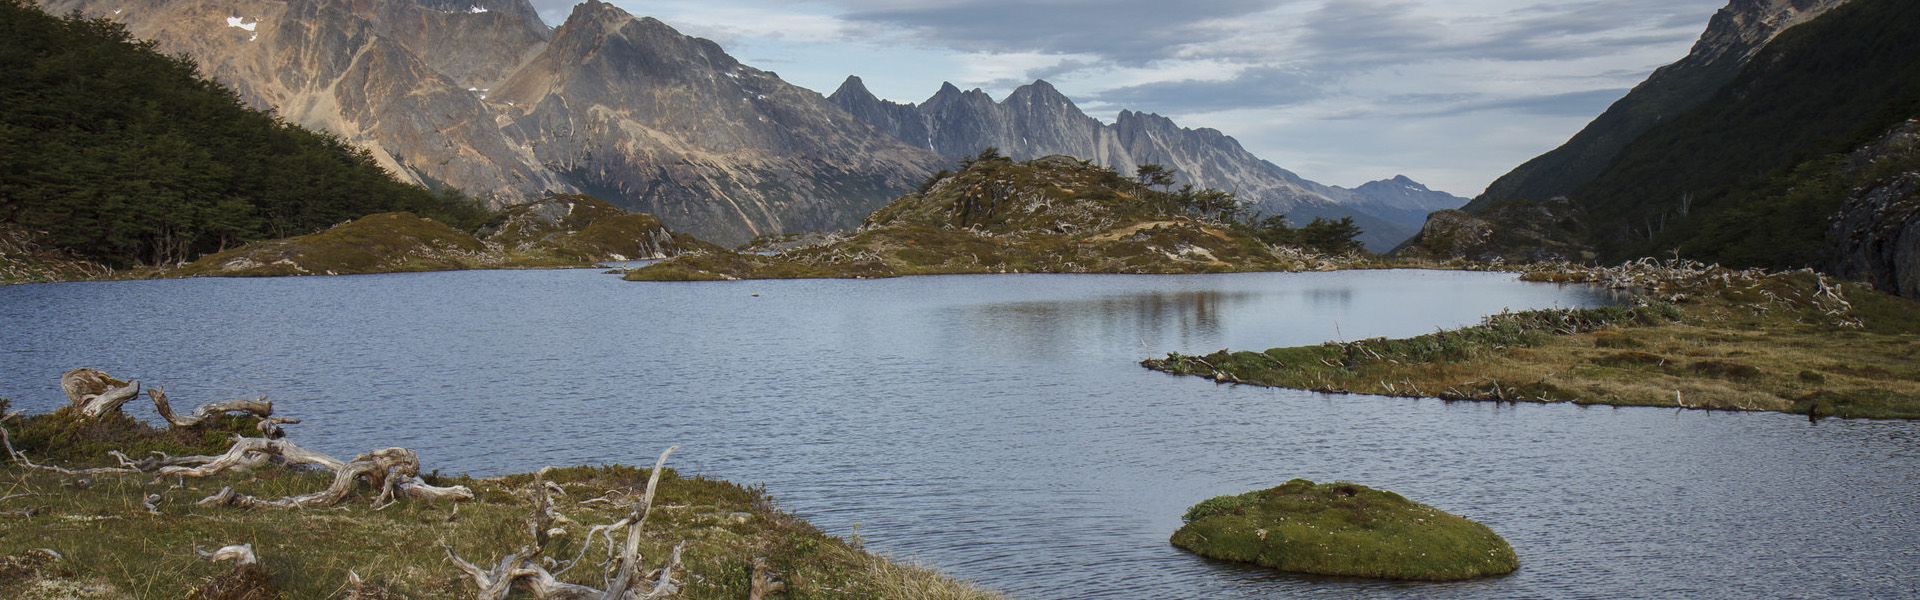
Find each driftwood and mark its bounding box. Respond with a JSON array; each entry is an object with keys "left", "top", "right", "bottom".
[
  {"left": 197, "top": 446, "right": 472, "bottom": 509},
  {"left": 60, "top": 369, "right": 287, "bottom": 428},
  {"left": 61, "top": 368, "right": 142, "bottom": 419},
  {"left": 148, "top": 387, "right": 274, "bottom": 428},
  {"left": 160, "top": 437, "right": 346, "bottom": 477},
  {"left": 447, "top": 447, "right": 686, "bottom": 600}
]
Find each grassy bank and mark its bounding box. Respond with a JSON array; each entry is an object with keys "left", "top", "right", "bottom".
[
  {"left": 1171, "top": 479, "right": 1516, "bottom": 581},
  {"left": 1143, "top": 260, "right": 1920, "bottom": 419},
  {"left": 0, "top": 402, "right": 1003, "bottom": 599}
]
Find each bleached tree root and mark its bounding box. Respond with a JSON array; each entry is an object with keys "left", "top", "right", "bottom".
[
  {"left": 148, "top": 387, "right": 274, "bottom": 428},
  {"left": 160, "top": 437, "right": 346, "bottom": 477},
  {"left": 447, "top": 447, "right": 686, "bottom": 600},
  {"left": 196, "top": 446, "right": 471, "bottom": 509},
  {"left": 61, "top": 368, "right": 141, "bottom": 419}
]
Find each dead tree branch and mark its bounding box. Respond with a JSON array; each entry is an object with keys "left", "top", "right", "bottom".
[
  {"left": 148, "top": 387, "right": 273, "bottom": 428},
  {"left": 196, "top": 447, "right": 471, "bottom": 509},
  {"left": 446, "top": 446, "right": 685, "bottom": 600},
  {"left": 159, "top": 437, "right": 346, "bottom": 477}
]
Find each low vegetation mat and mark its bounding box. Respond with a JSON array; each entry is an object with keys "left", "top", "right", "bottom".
[
  {"left": 1144, "top": 259, "right": 1920, "bottom": 419},
  {"left": 1170, "top": 479, "right": 1517, "bottom": 581},
  {"left": 1, "top": 375, "right": 1002, "bottom": 600}
]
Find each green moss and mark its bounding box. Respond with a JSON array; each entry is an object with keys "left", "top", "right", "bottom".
[{"left": 1171, "top": 480, "right": 1517, "bottom": 581}]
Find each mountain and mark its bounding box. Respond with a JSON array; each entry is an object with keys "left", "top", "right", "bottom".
[
  {"left": 2, "top": 0, "right": 489, "bottom": 269},
  {"left": 1467, "top": 0, "right": 1852, "bottom": 211},
  {"left": 39, "top": 0, "right": 944, "bottom": 245},
  {"left": 1401, "top": 0, "right": 1920, "bottom": 299},
  {"left": 829, "top": 77, "right": 1464, "bottom": 250},
  {"left": 1346, "top": 176, "right": 1472, "bottom": 230}
]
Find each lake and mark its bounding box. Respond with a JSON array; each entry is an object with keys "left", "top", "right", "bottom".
[{"left": 2, "top": 269, "right": 1915, "bottom": 598}]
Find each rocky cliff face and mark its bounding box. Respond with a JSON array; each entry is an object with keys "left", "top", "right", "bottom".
[
  {"left": 1827, "top": 120, "right": 1920, "bottom": 299},
  {"left": 491, "top": 2, "right": 940, "bottom": 244},
  {"left": 41, "top": 0, "right": 942, "bottom": 245},
  {"left": 1468, "top": 0, "right": 1850, "bottom": 210},
  {"left": 828, "top": 77, "right": 1460, "bottom": 250},
  {"left": 41, "top": 0, "right": 567, "bottom": 204}
]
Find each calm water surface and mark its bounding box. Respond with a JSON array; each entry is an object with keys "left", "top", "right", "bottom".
[{"left": 2, "top": 269, "right": 1915, "bottom": 599}]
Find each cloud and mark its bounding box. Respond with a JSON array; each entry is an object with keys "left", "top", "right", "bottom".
[{"left": 837, "top": 0, "right": 1289, "bottom": 64}]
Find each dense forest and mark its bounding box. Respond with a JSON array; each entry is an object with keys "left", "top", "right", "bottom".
[{"left": 0, "top": 0, "right": 492, "bottom": 268}]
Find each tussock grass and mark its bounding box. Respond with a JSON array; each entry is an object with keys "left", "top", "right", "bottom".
[
  {"left": 1170, "top": 479, "right": 1516, "bottom": 581},
  {"left": 1145, "top": 261, "right": 1920, "bottom": 419}
]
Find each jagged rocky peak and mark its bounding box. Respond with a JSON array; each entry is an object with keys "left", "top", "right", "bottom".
[{"left": 1690, "top": 0, "right": 1852, "bottom": 64}]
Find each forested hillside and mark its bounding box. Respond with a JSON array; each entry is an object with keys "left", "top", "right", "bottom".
[{"left": 0, "top": 0, "right": 489, "bottom": 268}]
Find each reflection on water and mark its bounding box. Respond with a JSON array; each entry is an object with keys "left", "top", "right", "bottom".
[
  {"left": 963, "top": 290, "right": 1251, "bottom": 355},
  {"left": 1, "top": 270, "right": 1913, "bottom": 599}
]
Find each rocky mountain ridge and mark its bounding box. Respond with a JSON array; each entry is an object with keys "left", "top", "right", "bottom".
[
  {"left": 40, "top": 0, "right": 943, "bottom": 245},
  {"left": 1402, "top": 0, "right": 1920, "bottom": 300},
  {"left": 830, "top": 77, "right": 1465, "bottom": 250},
  {"left": 1467, "top": 0, "right": 1851, "bottom": 210}
]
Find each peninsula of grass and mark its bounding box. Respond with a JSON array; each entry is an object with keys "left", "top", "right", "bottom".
[
  {"left": 1171, "top": 479, "right": 1517, "bottom": 581},
  {"left": 0, "top": 396, "right": 1002, "bottom": 600},
  {"left": 1143, "top": 260, "right": 1920, "bottom": 419}
]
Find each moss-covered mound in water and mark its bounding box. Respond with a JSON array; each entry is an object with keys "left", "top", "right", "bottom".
[{"left": 1171, "top": 479, "right": 1517, "bottom": 581}]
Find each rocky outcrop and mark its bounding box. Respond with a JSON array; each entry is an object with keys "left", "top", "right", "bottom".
[
  {"left": 1397, "top": 198, "right": 1592, "bottom": 264},
  {"left": 40, "top": 0, "right": 943, "bottom": 246},
  {"left": 829, "top": 77, "right": 1461, "bottom": 250},
  {"left": 483, "top": 194, "right": 721, "bottom": 261},
  {"left": 628, "top": 155, "right": 1369, "bottom": 281},
  {"left": 1827, "top": 121, "right": 1920, "bottom": 299}
]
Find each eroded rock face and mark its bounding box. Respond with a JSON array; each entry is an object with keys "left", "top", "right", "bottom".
[{"left": 1827, "top": 121, "right": 1920, "bottom": 299}]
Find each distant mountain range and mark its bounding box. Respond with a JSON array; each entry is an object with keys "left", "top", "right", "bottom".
[
  {"left": 40, "top": 0, "right": 1463, "bottom": 249},
  {"left": 829, "top": 77, "right": 1465, "bottom": 250}
]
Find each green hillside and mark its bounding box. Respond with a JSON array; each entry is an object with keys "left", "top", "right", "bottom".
[{"left": 0, "top": 0, "right": 490, "bottom": 269}]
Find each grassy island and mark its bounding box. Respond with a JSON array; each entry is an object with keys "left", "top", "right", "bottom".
[
  {"left": 0, "top": 381, "right": 1000, "bottom": 600},
  {"left": 1171, "top": 479, "right": 1517, "bottom": 581},
  {"left": 628, "top": 153, "right": 1373, "bottom": 281},
  {"left": 1143, "top": 259, "right": 1920, "bottom": 419}
]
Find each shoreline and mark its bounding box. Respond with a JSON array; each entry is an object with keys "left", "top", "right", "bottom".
[{"left": 1142, "top": 261, "right": 1920, "bottom": 420}]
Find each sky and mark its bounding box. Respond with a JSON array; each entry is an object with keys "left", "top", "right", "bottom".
[{"left": 527, "top": 0, "right": 1729, "bottom": 198}]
